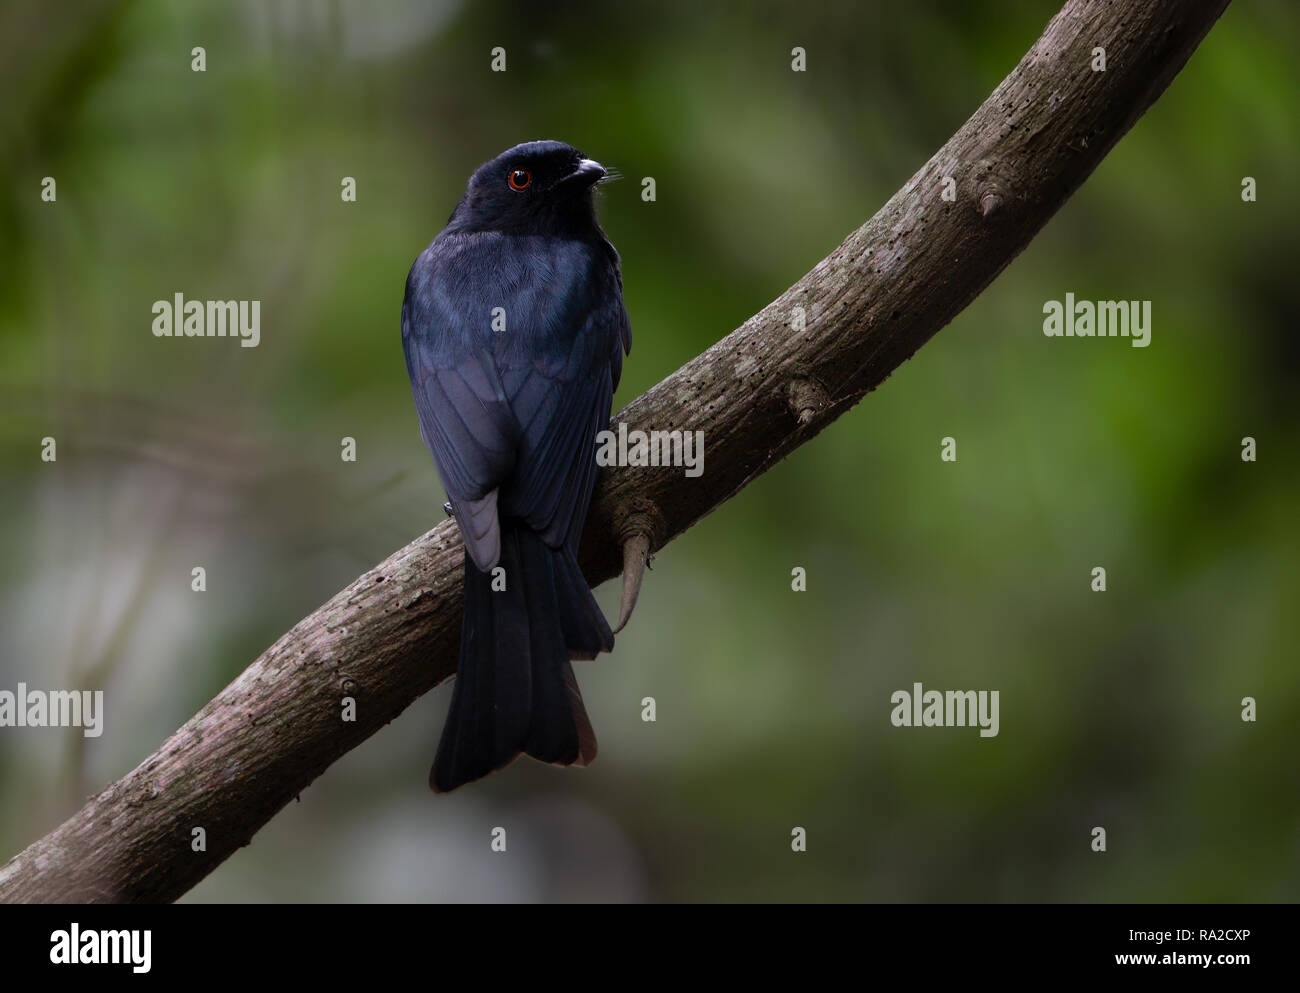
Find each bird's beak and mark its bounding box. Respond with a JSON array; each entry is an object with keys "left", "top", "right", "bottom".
[{"left": 558, "top": 158, "right": 608, "bottom": 189}]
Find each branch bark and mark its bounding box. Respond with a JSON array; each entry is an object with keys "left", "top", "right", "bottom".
[{"left": 0, "top": 0, "right": 1230, "bottom": 903}]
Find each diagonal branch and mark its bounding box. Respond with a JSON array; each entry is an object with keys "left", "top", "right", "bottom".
[{"left": 0, "top": 0, "right": 1230, "bottom": 903}]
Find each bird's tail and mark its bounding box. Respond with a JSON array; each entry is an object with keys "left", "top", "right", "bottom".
[{"left": 431, "top": 524, "right": 613, "bottom": 792}]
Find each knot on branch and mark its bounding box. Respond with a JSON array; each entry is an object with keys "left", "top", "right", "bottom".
[
  {"left": 786, "top": 376, "right": 830, "bottom": 426},
  {"left": 613, "top": 496, "right": 666, "bottom": 633}
]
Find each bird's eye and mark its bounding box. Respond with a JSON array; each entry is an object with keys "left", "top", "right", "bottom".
[{"left": 508, "top": 169, "right": 531, "bottom": 191}]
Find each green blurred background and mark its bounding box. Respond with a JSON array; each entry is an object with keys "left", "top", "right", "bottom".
[{"left": 1, "top": 0, "right": 1296, "bottom": 902}]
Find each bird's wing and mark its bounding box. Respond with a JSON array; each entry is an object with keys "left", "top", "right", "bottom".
[{"left": 402, "top": 232, "right": 629, "bottom": 567}]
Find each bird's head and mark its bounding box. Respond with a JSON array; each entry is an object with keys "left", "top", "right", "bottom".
[{"left": 450, "top": 140, "right": 611, "bottom": 235}]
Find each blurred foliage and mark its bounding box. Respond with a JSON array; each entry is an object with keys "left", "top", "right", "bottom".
[{"left": 0, "top": 0, "right": 1296, "bottom": 902}]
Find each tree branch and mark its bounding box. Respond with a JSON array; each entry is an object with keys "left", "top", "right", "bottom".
[{"left": 0, "top": 0, "right": 1230, "bottom": 903}]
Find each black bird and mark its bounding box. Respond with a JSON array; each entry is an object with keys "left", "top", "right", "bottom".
[{"left": 401, "top": 140, "right": 631, "bottom": 792}]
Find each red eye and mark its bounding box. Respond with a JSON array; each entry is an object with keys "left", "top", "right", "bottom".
[{"left": 508, "top": 169, "right": 531, "bottom": 191}]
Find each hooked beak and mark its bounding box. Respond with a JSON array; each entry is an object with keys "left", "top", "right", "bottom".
[{"left": 557, "top": 158, "right": 608, "bottom": 190}]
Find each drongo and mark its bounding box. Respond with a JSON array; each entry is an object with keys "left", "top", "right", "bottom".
[{"left": 402, "top": 141, "right": 631, "bottom": 792}]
